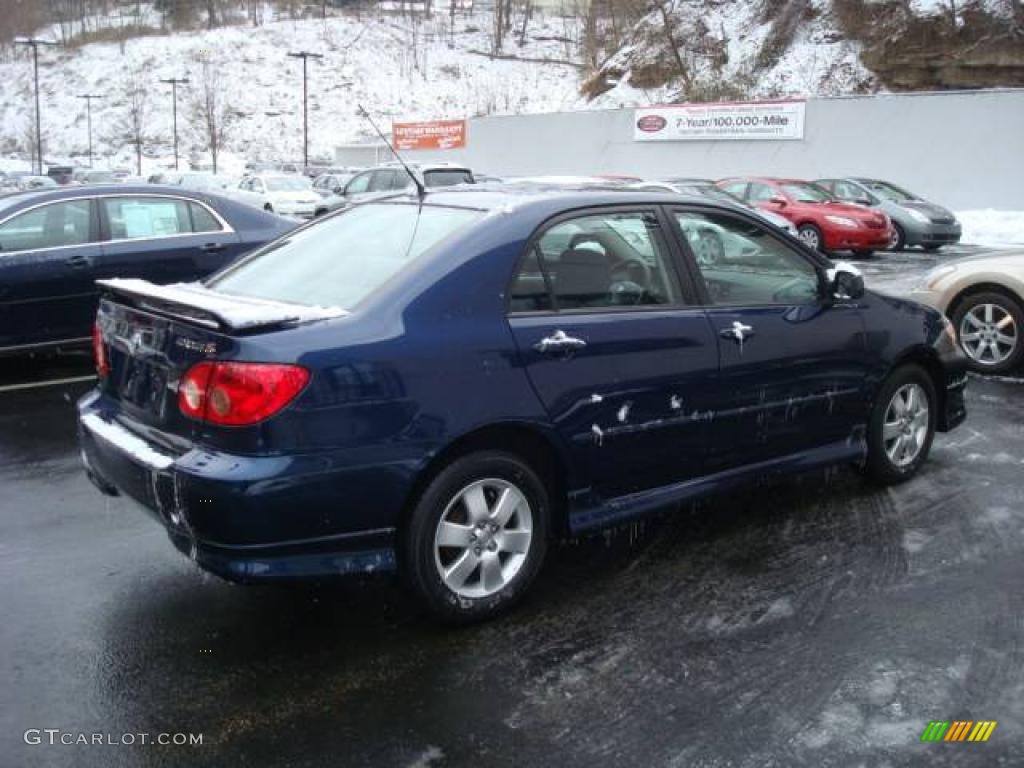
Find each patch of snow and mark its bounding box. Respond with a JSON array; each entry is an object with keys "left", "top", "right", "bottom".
[{"left": 957, "top": 210, "right": 1024, "bottom": 248}]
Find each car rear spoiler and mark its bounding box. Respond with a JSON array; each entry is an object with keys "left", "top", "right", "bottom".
[{"left": 96, "top": 278, "right": 346, "bottom": 332}]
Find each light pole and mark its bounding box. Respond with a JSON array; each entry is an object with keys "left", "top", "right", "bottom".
[
  {"left": 77, "top": 94, "right": 103, "bottom": 168},
  {"left": 15, "top": 37, "right": 58, "bottom": 175},
  {"left": 159, "top": 77, "right": 190, "bottom": 170},
  {"left": 287, "top": 51, "right": 323, "bottom": 171}
]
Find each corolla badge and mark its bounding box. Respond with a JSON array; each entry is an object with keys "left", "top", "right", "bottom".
[{"left": 175, "top": 337, "right": 217, "bottom": 354}]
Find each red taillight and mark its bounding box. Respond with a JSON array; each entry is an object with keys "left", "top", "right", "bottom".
[
  {"left": 92, "top": 322, "right": 110, "bottom": 378},
  {"left": 178, "top": 362, "right": 309, "bottom": 426}
]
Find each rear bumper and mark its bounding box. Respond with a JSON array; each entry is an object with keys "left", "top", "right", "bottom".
[{"left": 77, "top": 394, "right": 397, "bottom": 583}]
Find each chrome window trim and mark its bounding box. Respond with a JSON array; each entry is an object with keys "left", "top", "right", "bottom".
[{"left": 0, "top": 193, "right": 233, "bottom": 257}]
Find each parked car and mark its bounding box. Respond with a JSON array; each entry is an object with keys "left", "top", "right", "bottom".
[
  {"left": 73, "top": 169, "right": 118, "bottom": 185},
  {"left": 815, "top": 177, "right": 962, "bottom": 252},
  {"left": 311, "top": 171, "right": 356, "bottom": 198},
  {"left": 229, "top": 174, "right": 321, "bottom": 218},
  {"left": 176, "top": 172, "right": 234, "bottom": 193},
  {"left": 47, "top": 165, "right": 75, "bottom": 185},
  {"left": 147, "top": 172, "right": 181, "bottom": 185},
  {"left": 340, "top": 163, "right": 475, "bottom": 205},
  {"left": 78, "top": 187, "right": 966, "bottom": 622},
  {"left": 909, "top": 251, "right": 1023, "bottom": 373},
  {"left": 0, "top": 185, "right": 295, "bottom": 355},
  {"left": 15, "top": 175, "right": 59, "bottom": 191},
  {"left": 718, "top": 177, "right": 894, "bottom": 256},
  {"left": 632, "top": 180, "right": 799, "bottom": 236}
]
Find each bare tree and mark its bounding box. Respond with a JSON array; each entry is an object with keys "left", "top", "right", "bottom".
[
  {"left": 193, "top": 56, "right": 232, "bottom": 174},
  {"left": 651, "top": 0, "right": 693, "bottom": 95}
]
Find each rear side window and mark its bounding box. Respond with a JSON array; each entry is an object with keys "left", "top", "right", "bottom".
[
  {"left": 209, "top": 203, "right": 483, "bottom": 310},
  {"left": 0, "top": 200, "right": 93, "bottom": 252},
  {"left": 102, "top": 197, "right": 190, "bottom": 239},
  {"left": 509, "top": 210, "right": 681, "bottom": 313},
  {"left": 189, "top": 202, "right": 223, "bottom": 233}
]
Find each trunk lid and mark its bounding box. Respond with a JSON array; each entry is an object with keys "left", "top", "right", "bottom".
[{"left": 94, "top": 279, "right": 344, "bottom": 444}]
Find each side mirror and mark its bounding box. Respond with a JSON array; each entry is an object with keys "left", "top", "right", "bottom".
[
  {"left": 826, "top": 261, "right": 865, "bottom": 301},
  {"left": 769, "top": 196, "right": 787, "bottom": 207}
]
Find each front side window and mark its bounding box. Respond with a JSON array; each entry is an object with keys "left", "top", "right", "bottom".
[
  {"left": 747, "top": 182, "right": 778, "bottom": 203},
  {"left": 209, "top": 203, "right": 483, "bottom": 310},
  {"left": 674, "top": 211, "right": 820, "bottom": 306},
  {"left": 345, "top": 173, "right": 371, "bottom": 195},
  {"left": 509, "top": 210, "right": 681, "bottom": 312},
  {"left": 103, "top": 197, "right": 190, "bottom": 239},
  {"left": 0, "top": 200, "right": 92, "bottom": 252}
]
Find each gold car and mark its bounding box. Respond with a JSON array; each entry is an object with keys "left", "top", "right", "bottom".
[{"left": 909, "top": 251, "right": 1024, "bottom": 373}]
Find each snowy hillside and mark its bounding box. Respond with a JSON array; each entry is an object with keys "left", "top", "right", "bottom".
[{"left": 0, "top": 8, "right": 589, "bottom": 173}]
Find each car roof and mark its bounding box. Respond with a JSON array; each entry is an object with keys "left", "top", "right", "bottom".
[
  {"left": 358, "top": 184, "right": 728, "bottom": 215},
  {"left": 0, "top": 184, "right": 233, "bottom": 206}
]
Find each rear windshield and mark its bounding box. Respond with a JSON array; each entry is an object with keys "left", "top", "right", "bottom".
[
  {"left": 424, "top": 170, "right": 474, "bottom": 188},
  {"left": 208, "top": 203, "right": 483, "bottom": 310},
  {"left": 265, "top": 176, "right": 311, "bottom": 191},
  {"left": 781, "top": 183, "right": 832, "bottom": 203}
]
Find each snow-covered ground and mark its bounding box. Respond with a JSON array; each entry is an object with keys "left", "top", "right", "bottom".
[
  {"left": 0, "top": 8, "right": 588, "bottom": 172},
  {"left": 957, "top": 210, "right": 1024, "bottom": 249}
]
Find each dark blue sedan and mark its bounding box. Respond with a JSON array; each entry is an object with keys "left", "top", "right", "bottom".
[
  {"left": 0, "top": 185, "right": 293, "bottom": 355},
  {"left": 78, "top": 188, "right": 967, "bottom": 621}
]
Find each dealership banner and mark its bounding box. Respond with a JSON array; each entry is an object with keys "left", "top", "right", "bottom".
[
  {"left": 634, "top": 100, "right": 806, "bottom": 142},
  {"left": 393, "top": 119, "right": 467, "bottom": 151}
]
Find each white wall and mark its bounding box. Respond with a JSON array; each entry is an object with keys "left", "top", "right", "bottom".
[{"left": 402, "top": 89, "right": 1024, "bottom": 210}]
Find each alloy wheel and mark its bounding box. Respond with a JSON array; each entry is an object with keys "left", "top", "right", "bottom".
[
  {"left": 433, "top": 478, "right": 533, "bottom": 599},
  {"left": 798, "top": 227, "right": 820, "bottom": 250},
  {"left": 959, "top": 303, "right": 1018, "bottom": 367},
  {"left": 882, "top": 383, "right": 930, "bottom": 468}
]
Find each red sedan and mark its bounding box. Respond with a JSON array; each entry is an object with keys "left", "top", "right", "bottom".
[{"left": 717, "top": 177, "right": 894, "bottom": 255}]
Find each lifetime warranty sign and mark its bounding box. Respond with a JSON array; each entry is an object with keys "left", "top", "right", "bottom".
[{"left": 634, "top": 99, "right": 806, "bottom": 142}]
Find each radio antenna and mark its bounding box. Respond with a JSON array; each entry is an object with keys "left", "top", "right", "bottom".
[{"left": 357, "top": 104, "right": 425, "bottom": 199}]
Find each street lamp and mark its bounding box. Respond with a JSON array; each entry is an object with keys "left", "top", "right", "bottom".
[
  {"left": 159, "top": 77, "right": 190, "bottom": 170},
  {"left": 15, "top": 37, "right": 58, "bottom": 175},
  {"left": 287, "top": 51, "right": 323, "bottom": 171},
  {"left": 77, "top": 94, "right": 103, "bottom": 168}
]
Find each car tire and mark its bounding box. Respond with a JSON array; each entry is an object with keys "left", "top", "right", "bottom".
[
  {"left": 797, "top": 224, "right": 825, "bottom": 253},
  {"left": 951, "top": 291, "right": 1024, "bottom": 374},
  {"left": 402, "top": 451, "right": 551, "bottom": 623},
  {"left": 923, "top": 244, "right": 943, "bottom": 252},
  {"left": 862, "top": 364, "right": 936, "bottom": 486},
  {"left": 889, "top": 224, "right": 906, "bottom": 251}
]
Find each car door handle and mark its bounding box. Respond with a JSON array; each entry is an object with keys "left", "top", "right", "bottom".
[
  {"left": 534, "top": 330, "right": 587, "bottom": 354},
  {"left": 200, "top": 243, "right": 226, "bottom": 253},
  {"left": 65, "top": 254, "right": 93, "bottom": 269},
  {"left": 720, "top": 321, "right": 754, "bottom": 343}
]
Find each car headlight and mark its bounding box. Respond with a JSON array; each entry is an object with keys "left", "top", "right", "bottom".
[
  {"left": 825, "top": 215, "right": 859, "bottom": 228},
  {"left": 920, "top": 264, "right": 957, "bottom": 290},
  {"left": 905, "top": 208, "right": 930, "bottom": 224}
]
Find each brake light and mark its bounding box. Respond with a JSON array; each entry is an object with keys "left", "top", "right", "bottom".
[
  {"left": 178, "top": 362, "right": 310, "bottom": 426},
  {"left": 92, "top": 322, "right": 110, "bottom": 378}
]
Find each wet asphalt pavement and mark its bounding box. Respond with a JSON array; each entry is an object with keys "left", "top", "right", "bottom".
[{"left": 2, "top": 245, "right": 1023, "bottom": 768}]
